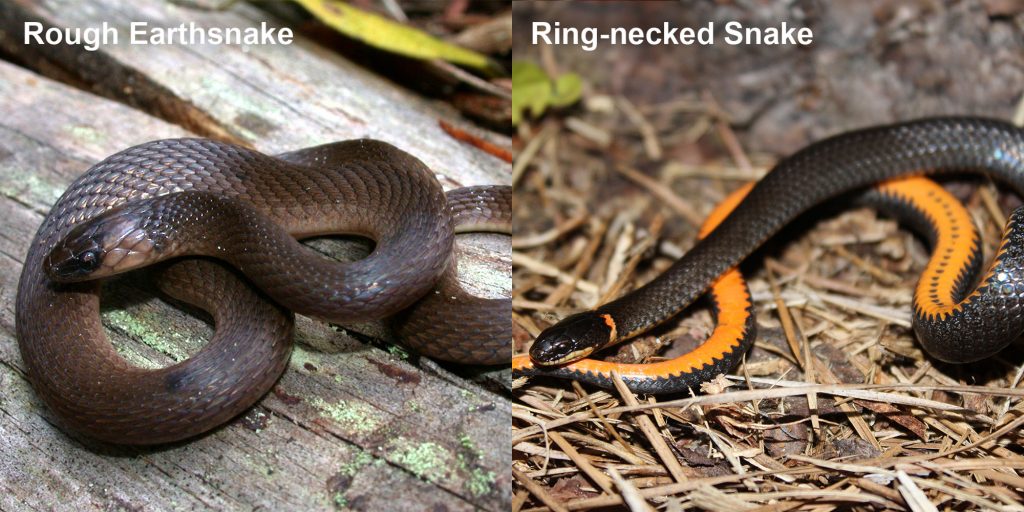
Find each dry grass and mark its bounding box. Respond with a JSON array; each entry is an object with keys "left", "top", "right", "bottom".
[{"left": 511, "top": 95, "right": 1024, "bottom": 510}]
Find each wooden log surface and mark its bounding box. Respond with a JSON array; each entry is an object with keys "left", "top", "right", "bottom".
[{"left": 0, "top": 0, "right": 511, "bottom": 510}]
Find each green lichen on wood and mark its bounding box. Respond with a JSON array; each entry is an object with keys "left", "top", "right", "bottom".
[
  {"left": 458, "top": 433, "right": 473, "bottom": 450},
  {"left": 289, "top": 344, "right": 319, "bottom": 372},
  {"left": 386, "top": 344, "right": 410, "bottom": 360},
  {"left": 463, "top": 465, "right": 496, "bottom": 498},
  {"left": 456, "top": 433, "right": 495, "bottom": 497},
  {"left": 332, "top": 493, "right": 348, "bottom": 509},
  {"left": 388, "top": 438, "right": 450, "bottom": 484},
  {"left": 0, "top": 168, "right": 65, "bottom": 206},
  {"left": 310, "top": 397, "right": 384, "bottom": 435},
  {"left": 102, "top": 309, "right": 192, "bottom": 362},
  {"left": 338, "top": 450, "right": 375, "bottom": 477},
  {"left": 66, "top": 124, "right": 106, "bottom": 145}
]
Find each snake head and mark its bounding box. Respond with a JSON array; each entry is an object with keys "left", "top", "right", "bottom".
[
  {"left": 529, "top": 311, "right": 615, "bottom": 366},
  {"left": 45, "top": 206, "right": 160, "bottom": 282}
]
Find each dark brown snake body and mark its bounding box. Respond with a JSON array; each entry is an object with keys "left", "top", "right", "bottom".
[{"left": 16, "top": 138, "right": 510, "bottom": 444}]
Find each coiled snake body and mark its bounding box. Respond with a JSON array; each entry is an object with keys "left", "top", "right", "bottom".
[
  {"left": 516, "top": 117, "right": 1024, "bottom": 393},
  {"left": 16, "top": 138, "right": 510, "bottom": 444}
]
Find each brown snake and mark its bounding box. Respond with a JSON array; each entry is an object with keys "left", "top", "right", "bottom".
[{"left": 15, "top": 138, "right": 510, "bottom": 444}]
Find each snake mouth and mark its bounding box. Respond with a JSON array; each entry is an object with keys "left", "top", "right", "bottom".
[
  {"left": 45, "top": 209, "right": 157, "bottom": 282},
  {"left": 532, "top": 347, "right": 595, "bottom": 366},
  {"left": 45, "top": 245, "right": 104, "bottom": 281},
  {"left": 44, "top": 219, "right": 109, "bottom": 282},
  {"left": 530, "top": 311, "right": 616, "bottom": 366}
]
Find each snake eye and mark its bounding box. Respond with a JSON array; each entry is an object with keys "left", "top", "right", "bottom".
[
  {"left": 47, "top": 246, "right": 105, "bottom": 281},
  {"left": 78, "top": 249, "right": 101, "bottom": 270},
  {"left": 530, "top": 312, "right": 613, "bottom": 365}
]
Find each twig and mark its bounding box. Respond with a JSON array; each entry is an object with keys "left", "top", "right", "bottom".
[
  {"left": 548, "top": 431, "right": 615, "bottom": 494},
  {"left": 617, "top": 96, "right": 662, "bottom": 160},
  {"left": 610, "top": 372, "right": 690, "bottom": 483},
  {"left": 513, "top": 468, "right": 570, "bottom": 512},
  {"left": 615, "top": 165, "right": 703, "bottom": 226},
  {"left": 513, "top": 123, "right": 556, "bottom": 187},
  {"left": 608, "top": 468, "right": 656, "bottom": 512},
  {"left": 439, "top": 120, "right": 512, "bottom": 162},
  {"left": 512, "top": 252, "right": 600, "bottom": 295}
]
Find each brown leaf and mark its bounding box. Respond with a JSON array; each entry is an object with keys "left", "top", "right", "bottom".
[{"left": 856, "top": 399, "right": 928, "bottom": 441}]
